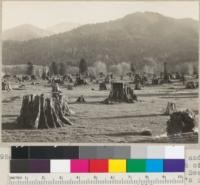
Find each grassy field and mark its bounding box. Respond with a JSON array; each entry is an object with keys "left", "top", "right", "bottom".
[{"left": 2, "top": 79, "right": 198, "bottom": 143}]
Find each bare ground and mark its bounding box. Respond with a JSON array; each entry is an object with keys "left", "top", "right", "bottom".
[{"left": 1, "top": 80, "right": 198, "bottom": 143}]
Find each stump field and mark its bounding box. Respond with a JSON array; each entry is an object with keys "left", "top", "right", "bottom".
[{"left": 2, "top": 79, "right": 198, "bottom": 143}]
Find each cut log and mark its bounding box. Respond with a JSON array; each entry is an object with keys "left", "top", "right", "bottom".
[
  {"left": 103, "top": 82, "right": 137, "bottom": 103},
  {"left": 16, "top": 94, "right": 73, "bottom": 129},
  {"left": 166, "top": 109, "right": 197, "bottom": 135}
]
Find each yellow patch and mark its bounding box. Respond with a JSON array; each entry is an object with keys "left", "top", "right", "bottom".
[{"left": 108, "top": 159, "right": 126, "bottom": 173}]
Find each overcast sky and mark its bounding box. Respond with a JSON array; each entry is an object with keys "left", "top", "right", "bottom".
[{"left": 2, "top": 1, "right": 199, "bottom": 31}]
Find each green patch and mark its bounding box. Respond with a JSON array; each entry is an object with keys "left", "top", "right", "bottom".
[{"left": 126, "top": 159, "right": 146, "bottom": 172}]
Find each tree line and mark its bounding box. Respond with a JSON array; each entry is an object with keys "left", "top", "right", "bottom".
[
  {"left": 26, "top": 58, "right": 89, "bottom": 77},
  {"left": 26, "top": 58, "right": 198, "bottom": 77}
]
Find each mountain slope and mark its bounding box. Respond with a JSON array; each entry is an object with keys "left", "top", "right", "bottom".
[
  {"left": 2, "top": 24, "right": 52, "bottom": 41},
  {"left": 2, "top": 12, "right": 198, "bottom": 67},
  {"left": 46, "top": 22, "right": 81, "bottom": 34}
]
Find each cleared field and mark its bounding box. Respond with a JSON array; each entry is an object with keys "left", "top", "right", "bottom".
[{"left": 2, "top": 80, "right": 198, "bottom": 143}]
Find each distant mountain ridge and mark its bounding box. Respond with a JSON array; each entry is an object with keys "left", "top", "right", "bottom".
[
  {"left": 2, "top": 24, "right": 52, "bottom": 41},
  {"left": 2, "top": 12, "right": 198, "bottom": 68},
  {"left": 3, "top": 22, "right": 81, "bottom": 41}
]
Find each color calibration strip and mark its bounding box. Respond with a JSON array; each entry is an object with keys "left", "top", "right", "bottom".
[
  {"left": 10, "top": 159, "right": 185, "bottom": 173},
  {"left": 10, "top": 146, "right": 185, "bottom": 173}
]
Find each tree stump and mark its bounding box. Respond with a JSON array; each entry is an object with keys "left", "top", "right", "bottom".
[
  {"left": 103, "top": 82, "right": 137, "bottom": 103},
  {"left": 185, "top": 81, "right": 198, "bottom": 89},
  {"left": 134, "top": 74, "right": 142, "bottom": 90},
  {"left": 67, "top": 84, "right": 73, "bottom": 90},
  {"left": 152, "top": 75, "right": 159, "bottom": 85},
  {"left": 16, "top": 94, "right": 73, "bottom": 129},
  {"left": 2, "top": 81, "right": 12, "bottom": 91},
  {"left": 134, "top": 82, "right": 142, "bottom": 90},
  {"left": 166, "top": 109, "right": 197, "bottom": 135},
  {"left": 2, "top": 81, "right": 7, "bottom": 90},
  {"left": 99, "top": 82, "right": 107, "bottom": 90},
  {"left": 52, "top": 82, "right": 61, "bottom": 93},
  {"left": 74, "top": 76, "right": 87, "bottom": 86},
  {"left": 165, "top": 102, "right": 177, "bottom": 115},
  {"left": 162, "top": 74, "right": 171, "bottom": 83},
  {"left": 104, "top": 75, "right": 110, "bottom": 84},
  {"left": 76, "top": 95, "right": 86, "bottom": 103}
]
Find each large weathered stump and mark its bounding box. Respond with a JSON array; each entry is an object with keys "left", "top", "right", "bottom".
[
  {"left": 17, "top": 94, "right": 73, "bottom": 129},
  {"left": 104, "top": 82, "right": 137, "bottom": 103},
  {"left": 166, "top": 109, "right": 197, "bottom": 135}
]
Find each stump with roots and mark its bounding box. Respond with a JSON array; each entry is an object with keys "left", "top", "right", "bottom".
[
  {"left": 165, "top": 102, "right": 177, "bottom": 115},
  {"left": 166, "top": 109, "right": 197, "bottom": 135},
  {"left": 103, "top": 82, "right": 137, "bottom": 103},
  {"left": 17, "top": 94, "right": 73, "bottom": 129}
]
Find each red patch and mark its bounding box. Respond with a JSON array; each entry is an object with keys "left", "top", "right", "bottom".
[{"left": 89, "top": 160, "right": 108, "bottom": 173}]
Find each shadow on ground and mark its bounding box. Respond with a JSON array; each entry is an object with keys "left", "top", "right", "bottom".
[
  {"left": 90, "top": 113, "right": 166, "bottom": 120},
  {"left": 2, "top": 121, "right": 23, "bottom": 130}
]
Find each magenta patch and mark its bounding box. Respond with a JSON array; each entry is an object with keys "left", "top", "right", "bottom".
[{"left": 70, "top": 160, "right": 89, "bottom": 173}]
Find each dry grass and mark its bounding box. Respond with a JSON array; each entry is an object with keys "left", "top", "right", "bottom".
[{"left": 2, "top": 79, "right": 198, "bottom": 143}]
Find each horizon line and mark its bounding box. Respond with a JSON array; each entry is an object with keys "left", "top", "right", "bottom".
[{"left": 3, "top": 11, "right": 198, "bottom": 32}]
